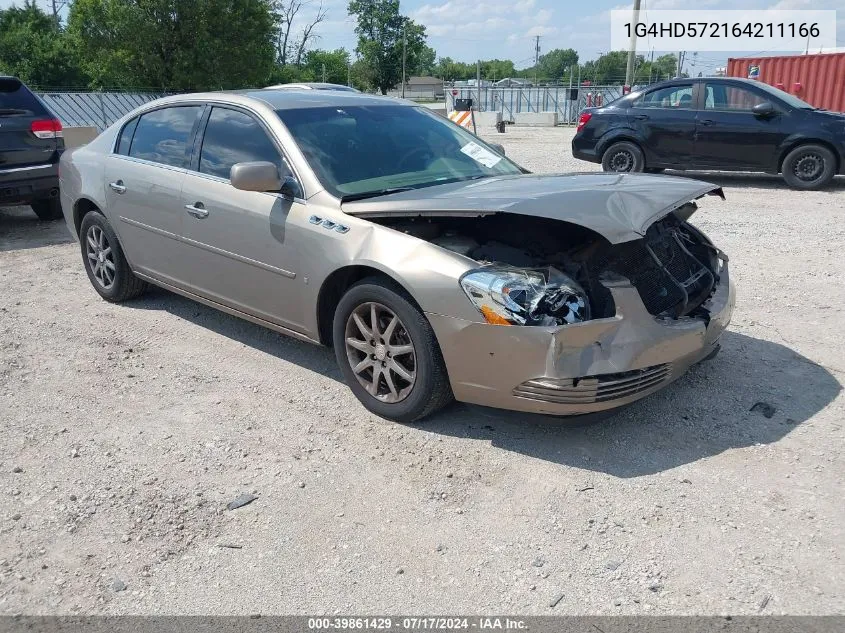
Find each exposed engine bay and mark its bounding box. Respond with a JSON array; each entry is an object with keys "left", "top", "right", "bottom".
[{"left": 374, "top": 208, "right": 723, "bottom": 326}]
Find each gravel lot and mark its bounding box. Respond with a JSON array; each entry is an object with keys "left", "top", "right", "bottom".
[{"left": 1, "top": 126, "right": 843, "bottom": 615}]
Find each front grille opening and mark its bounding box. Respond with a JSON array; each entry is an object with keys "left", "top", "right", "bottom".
[{"left": 584, "top": 218, "right": 718, "bottom": 318}]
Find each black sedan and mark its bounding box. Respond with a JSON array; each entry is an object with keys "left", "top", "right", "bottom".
[{"left": 572, "top": 77, "right": 845, "bottom": 189}]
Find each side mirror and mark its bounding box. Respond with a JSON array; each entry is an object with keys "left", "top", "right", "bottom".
[
  {"left": 752, "top": 102, "right": 776, "bottom": 118},
  {"left": 489, "top": 142, "right": 506, "bottom": 156},
  {"left": 230, "top": 161, "right": 283, "bottom": 192}
]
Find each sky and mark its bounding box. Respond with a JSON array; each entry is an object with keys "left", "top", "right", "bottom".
[{"left": 6, "top": 0, "right": 844, "bottom": 75}]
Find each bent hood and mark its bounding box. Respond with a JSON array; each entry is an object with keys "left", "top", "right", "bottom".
[{"left": 341, "top": 172, "right": 723, "bottom": 244}]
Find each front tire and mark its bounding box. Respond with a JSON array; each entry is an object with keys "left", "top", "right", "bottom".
[
  {"left": 601, "top": 141, "right": 645, "bottom": 173},
  {"left": 30, "top": 198, "right": 63, "bottom": 221},
  {"left": 79, "top": 210, "right": 147, "bottom": 302},
  {"left": 333, "top": 279, "right": 453, "bottom": 423},
  {"left": 781, "top": 144, "right": 836, "bottom": 190}
]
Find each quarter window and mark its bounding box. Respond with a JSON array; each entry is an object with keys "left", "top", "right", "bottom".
[
  {"left": 128, "top": 106, "right": 202, "bottom": 168},
  {"left": 636, "top": 85, "right": 694, "bottom": 109},
  {"left": 704, "top": 84, "right": 768, "bottom": 111},
  {"left": 199, "top": 107, "right": 284, "bottom": 180},
  {"left": 116, "top": 117, "right": 138, "bottom": 156}
]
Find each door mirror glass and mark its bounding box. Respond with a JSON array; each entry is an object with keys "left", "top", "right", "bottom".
[
  {"left": 488, "top": 142, "right": 506, "bottom": 156},
  {"left": 752, "top": 101, "right": 776, "bottom": 117},
  {"left": 230, "top": 161, "right": 283, "bottom": 192}
]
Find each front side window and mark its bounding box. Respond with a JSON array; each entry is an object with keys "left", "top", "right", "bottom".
[
  {"left": 128, "top": 106, "right": 202, "bottom": 168},
  {"left": 199, "top": 107, "right": 284, "bottom": 180},
  {"left": 636, "top": 85, "right": 694, "bottom": 109},
  {"left": 276, "top": 105, "right": 523, "bottom": 197},
  {"left": 705, "top": 84, "right": 768, "bottom": 111}
]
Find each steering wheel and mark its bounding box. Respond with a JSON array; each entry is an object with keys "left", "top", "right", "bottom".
[{"left": 396, "top": 147, "right": 431, "bottom": 171}]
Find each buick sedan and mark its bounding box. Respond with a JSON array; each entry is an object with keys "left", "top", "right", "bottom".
[{"left": 59, "top": 90, "right": 734, "bottom": 422}]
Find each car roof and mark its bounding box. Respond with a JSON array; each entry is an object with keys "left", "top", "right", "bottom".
[
  {"left": 640, "top": 76, "right": 763, "bottom": 89},
  {"left": 159, "top": 89, "right": 411, "bottom": 111},
  {"left": 264, "top": 82, "right": 359, "bottom": 92}
]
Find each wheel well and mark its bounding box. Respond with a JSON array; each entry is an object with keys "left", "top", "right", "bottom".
[
  {"left": 73, "top": 198, "right": 100, "bottom": 236},
  {"left": 778, "top": 139, "right": 840, "bottom": 173},
  {"left": 599, "top": 135, "right": 642, "bottom": 156},
  {"left": 316, "top": 265, "right": 420, "bottom": 347}
]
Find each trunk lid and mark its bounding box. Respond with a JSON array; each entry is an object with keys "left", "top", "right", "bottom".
[
  {"left": 0, "top": 77, "right": 61, "bottom": 170},
  {"left": 342, "top": 173, "right": 723, "bottom": 244}
]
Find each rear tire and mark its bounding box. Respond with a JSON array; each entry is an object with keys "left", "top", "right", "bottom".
[
  {"left": 79, "top": 210, "right": 148, "bottom": 302},
  {"left": 333, "top": 278, "right": 453, "bottom": 423},
  {"left": 601, "top": 141, "right": 645, "bottom": 173},
  {"left": 30, "top": 198, "right": 63, "bottom": 221},
  {"left": 781, "top": 144, "right": 836, "bottom": 190}
]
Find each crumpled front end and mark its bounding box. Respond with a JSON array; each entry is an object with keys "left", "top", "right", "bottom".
[{"left": 427, "top": 260, "right": 735, "bottom": 416}]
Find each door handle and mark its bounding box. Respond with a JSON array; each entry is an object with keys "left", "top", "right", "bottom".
[
  {"left": 184, "top": 203, "right": 209, "bottom": 219},
  {"left": 699, "top": 119, "right": 715, "bottom": 126},
  {"left": 632, "top": 114, "right": 649, "bottom": 120},
  {"left": 108, "top": 180, "right": 126, "bottom": 194}
]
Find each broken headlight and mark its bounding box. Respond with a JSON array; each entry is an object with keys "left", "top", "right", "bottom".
[{"left": 459, "top": 266, "right": 590, "bottom": 326}]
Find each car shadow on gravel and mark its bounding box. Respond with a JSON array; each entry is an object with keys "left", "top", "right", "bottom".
[
  {"left": 125, "top": 288, "right": 841, "bottom": 478},
  {"left": 663, "top": 171, "right": 845, "bottom": 192},
  {"left": 0, "top": 205, "right": 74, "bottom": 252},
  {"left": 425, "top": 330, "right": 842, "bottom": 477}
]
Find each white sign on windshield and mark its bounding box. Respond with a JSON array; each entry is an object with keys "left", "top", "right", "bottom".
[{"left": 460, "top": 141, "right": 502, "bottom": 169}]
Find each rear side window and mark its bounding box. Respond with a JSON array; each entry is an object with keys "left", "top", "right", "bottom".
[
  {"left": 636, "top": 85, "right": 694, "bottom": 109},
  {"left": 0, "top": 77, "right": 48, "bottom": 115},
  {"left": 116, "top": 117, "right": 139, "bottom": 155},
  {"left": 128, "top": 106, "right": 202, "bottom": 168},
  {"left": 198, "top": 107, "right": 282, "bottom": 179},
  {"left": 704, "top": 84, "right": 768, "bottom": 111}
]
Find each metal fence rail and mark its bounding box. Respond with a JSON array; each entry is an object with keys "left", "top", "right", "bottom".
[
  {"left": 446, "top": 85, "right": 627, "bottom": 124},
  {"left": 36, "top": 92, "right": 168, "bottom": 131}
]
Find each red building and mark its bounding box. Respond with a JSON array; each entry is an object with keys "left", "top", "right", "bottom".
[{"left": 727, "top": 52, "right": 845, "bottom": 113}]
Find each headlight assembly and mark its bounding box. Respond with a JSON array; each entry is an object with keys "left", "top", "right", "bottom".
[{"left": 459, "top": 265, "right": 590, "bottom": 326}]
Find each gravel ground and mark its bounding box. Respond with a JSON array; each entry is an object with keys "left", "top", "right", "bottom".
[{"left": 1, "top": 126, "right": 843, "bottom": 615}]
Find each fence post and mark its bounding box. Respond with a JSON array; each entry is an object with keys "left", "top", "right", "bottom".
[{"left": 97, "top": 92, "right": 108, "bottom": 131}]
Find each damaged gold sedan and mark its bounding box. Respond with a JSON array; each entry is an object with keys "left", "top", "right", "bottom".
[{"left": 59, "top": 90, "right": 734, "bottom": 422}]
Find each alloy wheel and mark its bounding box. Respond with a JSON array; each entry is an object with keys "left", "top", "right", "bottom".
[
  {"left": 344, "top": 302, "right": 417, "bottom": 403},
  {"left": 85, "top": 225, "right": 116, "bottom": 289}
]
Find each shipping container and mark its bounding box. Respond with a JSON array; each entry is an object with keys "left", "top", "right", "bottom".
[{"left": 727, "top": 52, "right": 845, "bottom": 113}]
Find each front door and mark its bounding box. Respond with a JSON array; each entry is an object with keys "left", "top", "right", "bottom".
[
  {"left": 178, "top": 106, "right": 309, "bottom": 332},
  {"left": 692, "top": 82, "right": 785, "bottom": 170},
  {"left": 627, "top": 83, "right": 697, "bottom": 168},
  {"left": 104, "top": 105, "right": 203, "bottom": 283}
]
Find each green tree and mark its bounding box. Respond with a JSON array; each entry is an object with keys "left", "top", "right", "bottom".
[
  {"left": 0, "top": 1, "right": 85, "bottom": 88},
  {"left": 348, "top": 0, "right": 429, "bottom": 94},
  {"left": 68, "top": 0, "right": 276, "bottom": 91},
  {"left": 302, "top": 48, "right": 351, "bottom": 84},
  {"left": 538, "top": 48, "right": 578, "bottom": 81},
  {"left": 480, "top": 59, "right": 515, "bottom": 82}
]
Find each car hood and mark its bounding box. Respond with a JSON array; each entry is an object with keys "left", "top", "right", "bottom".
[{"left": 341, "top": 173, "right": 723, "bottom": 244}]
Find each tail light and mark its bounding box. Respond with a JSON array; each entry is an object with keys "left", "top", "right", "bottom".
[
  {"left": 576, "top": 112, "right": 592, "bottom": 132},
  {"left": 31, "top": 118, "right": 63, "bottom": 139}
]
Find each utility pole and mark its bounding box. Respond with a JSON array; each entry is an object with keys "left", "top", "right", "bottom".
[
  {"left": 624, "top": 0, "right": 642, "bottom": 88},
  {"left": 401, "top": 22, "right": 407, "bottom": 99},
  {"left": 533, "top": 35, "right": 541, "bottom": 84},
  {"left": 677, "top": 51, "right": 685, "bottom": 77},
  {"left": 322, "top": 63, "right": 326, "bottom": 83},
  {"left": 347, "top": 62, "right": 351, "bottom": 87}
]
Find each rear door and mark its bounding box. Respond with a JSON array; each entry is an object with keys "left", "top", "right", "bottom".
[
  {"left": 0, "top": 77, "right": 62, "bottom": 169},
  {"left": 627, "top": 83, "right": 697, "bottom": 168},
  {"left": 692, "top": 82, "right": 785, "bottom": 170},
  {"left": 178, "top": 105, "right": 309, "bottom": 330},
  {"left": 104, "top": 105, "right": 204, "bottom": 283}
]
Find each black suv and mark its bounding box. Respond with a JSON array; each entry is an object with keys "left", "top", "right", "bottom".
[
  {"left": 1, "top": 76, "right": 64, "bottom": 219},
  {"left": 572, "top": 77, "right": 845, "bottom": 189}
]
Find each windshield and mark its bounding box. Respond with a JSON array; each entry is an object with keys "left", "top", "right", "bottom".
[
  {"left": 753, "top": 81, "right": 816, "bottom": 109},
  {"left": 276, "top": 105, "right": 523, "bottom": 197}
]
